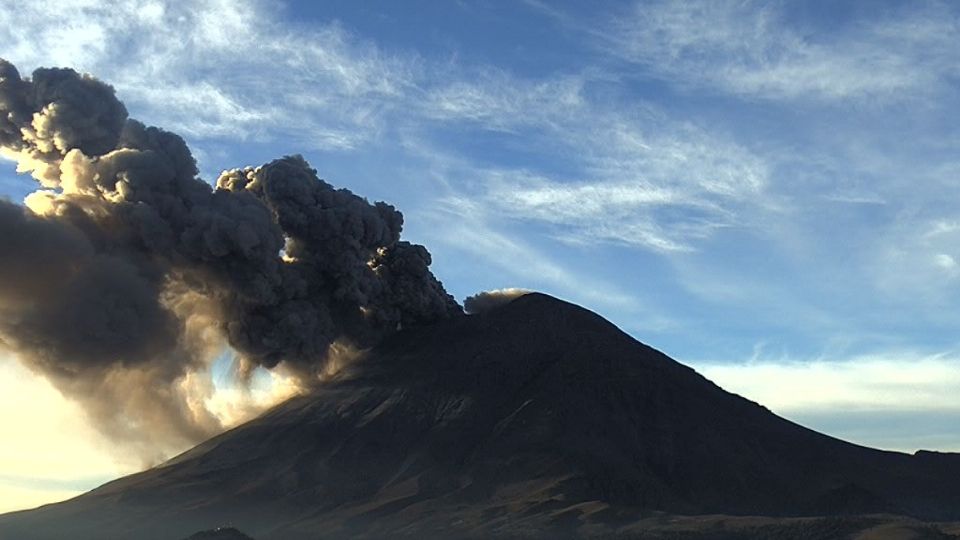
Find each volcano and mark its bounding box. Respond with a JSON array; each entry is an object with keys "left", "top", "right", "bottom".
[{"left": 1, "top": 293, "right": 959, "bottom": 539}]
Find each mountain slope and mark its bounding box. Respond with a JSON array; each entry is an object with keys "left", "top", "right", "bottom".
[{"left": 2, "top": 293, "right": 959, "bottom": 539}]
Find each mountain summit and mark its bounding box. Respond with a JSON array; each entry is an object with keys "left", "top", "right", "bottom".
[{"left": 2, "top": 293, "right": 959, "bottom": 539}]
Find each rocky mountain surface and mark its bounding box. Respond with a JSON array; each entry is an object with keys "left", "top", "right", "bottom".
[{"left": 2, "top": 293, "right": 959, "bottom": 539}]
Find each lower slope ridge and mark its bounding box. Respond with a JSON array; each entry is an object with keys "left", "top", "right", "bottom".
[{"left": 1, "top": 293, "right": 959, "bottom": 539}]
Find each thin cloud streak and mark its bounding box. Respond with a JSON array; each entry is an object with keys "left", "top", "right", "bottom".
[
  {"left": 692, "top": 351, "right": 960, "bottom": 452},
  {"left": 418, "top": 74, "right": 771, "bottom": 252},
  {"left": 600, "top": 0, "right": 960, "bottom": 101},
  {"left": 476, "top": 120, "right": 770, "bottom": 252},
  {"left": 0, "top": 0, "right": 415, "bottom": 146},
  {"left": 697, "top": 352, "right": 960, "bottom": 412},
  {"left": 1, "top": 0, "right": 775, "bottom": 256}
]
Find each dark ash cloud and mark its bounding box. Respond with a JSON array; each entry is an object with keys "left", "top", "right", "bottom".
[{"left": 0, "top": 59, "right": 461, "bottom": 457}]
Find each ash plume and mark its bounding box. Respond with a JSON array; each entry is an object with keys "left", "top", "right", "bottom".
[{"left": 0, "top": 59, "right": 461, "bottom": 458}]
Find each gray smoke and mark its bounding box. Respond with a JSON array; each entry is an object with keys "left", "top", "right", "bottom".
[{"left": 0, "top": 59, "right": 461, "bottom": 456}]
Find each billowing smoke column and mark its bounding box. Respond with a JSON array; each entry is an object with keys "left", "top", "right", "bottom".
[{"left": 0, "top": 59, "right": 461, "bottom": 459}]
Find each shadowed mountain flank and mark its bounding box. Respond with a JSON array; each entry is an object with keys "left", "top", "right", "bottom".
[{"left": 1, "top": 294, "right": 959, "bottom": 539}]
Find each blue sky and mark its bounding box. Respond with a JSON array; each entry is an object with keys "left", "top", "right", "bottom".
[{"left": 1, "top": 0, "right": 960, "bottom": 511}]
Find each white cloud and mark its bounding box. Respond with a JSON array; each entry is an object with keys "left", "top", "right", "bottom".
[
  {"left": 697, "top": 352, "right": 960, "bottom": 412},
  {"left": 0, "top": 0, "right": 414, "bottom": 147},
  {"left": 424, "top": 71, "right": 585, "bottom": 130},
  {"left": 411, "top": 62, "right": 774, "bottom": 252},
  {"left": 867, "top": 216, "right": 960, "bottom": 308},
  {"left": 468, "top": 120, "right": 769, "bottom": 252},
  {"left": 693, "top": 352, "right": 960, "bottom": 451},
  {"left": 602, "top": 0, "right": 960, "bottom": 101},
  {"left": 934, "top": 253, "right": 958, "bottom": 273},
  {"left": 821, "top": 191, "right": 887, "bottom": 205}
]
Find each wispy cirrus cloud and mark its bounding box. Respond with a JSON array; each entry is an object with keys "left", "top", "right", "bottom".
[
  {"left": 412, "top": 60, "right": 773, "bottom": 251},
  {"left": 868, "top": 215, "right": 960, "bottom": 308},
  {"left": 0, "top": 0, "right": 415, "bottom": 147},
  {"left": 1, "top": 0, "right": 775, "bottom": 256},
  {"left": 431, "top": 109, "right": 770, "bottom": 252},
  {"left": 601, "top": 0, "right": 960, "bottom": 101},
  {"left": 423, "top": 70, "right": 586, "bottom": 129}
]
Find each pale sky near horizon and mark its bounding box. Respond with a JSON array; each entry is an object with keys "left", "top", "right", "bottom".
[{"left": 2, "top": 0, "right": 960, "bottom": 513}]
